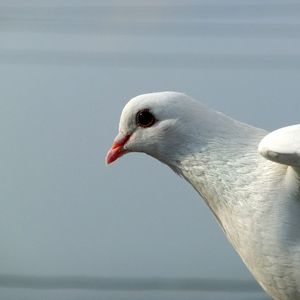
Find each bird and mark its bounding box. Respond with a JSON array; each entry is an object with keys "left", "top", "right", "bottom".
[{"left": 106, "top": 91, "right": 300, "bottom": 300}]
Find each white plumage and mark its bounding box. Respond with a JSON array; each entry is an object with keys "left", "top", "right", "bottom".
[{"left": 106, "top": 92, "right": 300, "bottom": 300}]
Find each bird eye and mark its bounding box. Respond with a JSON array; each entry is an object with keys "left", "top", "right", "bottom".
[{"left": 136, "top": 109, "right": 156, "bottom": 128}]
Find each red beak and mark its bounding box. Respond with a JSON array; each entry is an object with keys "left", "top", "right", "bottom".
[{"left": 106, "top": 133, "right": 131, "bottom": 165}]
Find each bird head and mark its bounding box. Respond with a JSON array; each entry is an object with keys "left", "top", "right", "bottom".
[{"left": 106, "top": 91, "right": 213, "bottom": 166}]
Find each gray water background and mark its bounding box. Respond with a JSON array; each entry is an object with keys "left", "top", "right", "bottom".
[{"left": 1, "top": 0, "right": 300, "bottom": 299}]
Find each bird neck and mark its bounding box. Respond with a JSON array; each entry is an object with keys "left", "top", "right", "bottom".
[{"left": 170, "top": 126, "right": 267, "bottom": 221}]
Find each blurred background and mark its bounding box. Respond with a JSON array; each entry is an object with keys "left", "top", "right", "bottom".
[{"left": 1, "top": 0, "right": 300, "bottom": 299}]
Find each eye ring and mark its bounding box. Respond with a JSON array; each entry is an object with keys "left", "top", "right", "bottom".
[{"left": 136, "top": 109, "right": 156, "bottom": 128}]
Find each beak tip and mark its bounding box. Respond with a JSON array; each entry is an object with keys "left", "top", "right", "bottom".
[
  {"left": 105, "top": 151, "right": 115, "bottom": 165},
  {"left": 105, "top": 133, "right": 131, "bottom": 166}
]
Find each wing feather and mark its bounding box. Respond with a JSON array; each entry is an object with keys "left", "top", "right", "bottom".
[{"left": 258, "top": 124, "right": 300, "bottom": 167}]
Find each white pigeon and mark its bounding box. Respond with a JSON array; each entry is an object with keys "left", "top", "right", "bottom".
[{"left": 106, "top": 91, "right": 300, "bottom": 300}]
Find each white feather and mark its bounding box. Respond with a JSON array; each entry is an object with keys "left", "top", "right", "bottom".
[
  {"left": 259, "top": 124, "right": 300, "bottom": 167},
  {"left": 114, "top": 92, "right": 300, "bottom": 300}
]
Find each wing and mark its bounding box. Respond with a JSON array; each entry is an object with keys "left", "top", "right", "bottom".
[{"left": 258, "top": 124, "right": 300, "bottom": 167}]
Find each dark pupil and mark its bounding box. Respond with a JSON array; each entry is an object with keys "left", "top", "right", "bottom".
[{"left": 137, "top": 110, "right": 155, "bottom": 127}]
